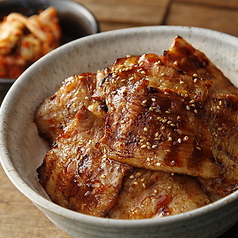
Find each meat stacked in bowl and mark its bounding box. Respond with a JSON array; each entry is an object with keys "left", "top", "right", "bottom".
[{"left": 35, "top": 36, "right": 238, "bottom": 219}]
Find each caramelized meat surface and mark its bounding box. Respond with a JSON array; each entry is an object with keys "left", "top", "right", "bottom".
[
  {"left": 35, "top": 73, "right": 96, "bottom": 144},
  {"left": 108, "top": 168, "right": 211, "bottom": 219},
  {"left": 36, "top": 36, "right": 238, "bottom": 218},
  {"left": 199, "top": 94, "right": 238, "bottom": 198},
  {"left": 38, "top": 106, "right": 132, "bottom": 217},
  {"left": 94, "top": 53, "right": 212, "bottom": 101},
  {"left": 99, "top": 79, "right": 221, "bottom": 178},
  {"left": 161, "top": 36, "right": 238, "bottom": 95}
]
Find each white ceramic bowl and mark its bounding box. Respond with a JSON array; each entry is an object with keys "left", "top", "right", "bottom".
[{"left": 1, "top": 26, "right": 238, "bottom": 238}]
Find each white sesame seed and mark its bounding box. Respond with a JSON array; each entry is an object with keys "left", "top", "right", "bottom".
[
  {"left": 141, "top": 144, "right": 147, "bottom": 149},
  {"left": 143, "top": 127, "right": 148, "bottom": 131},
  {"left": 170, "top": 160, "right": 176, "bottom": 166},
  {"left": 184, "top": 136, "right": 189, "bottom": 141},
  {"left": 129, "top": 76, "right": 134, "bottom": 81},
  {"left": 155, "top": 60, "right": 161, "bottom": 65},
  {"left": 152, "top": 145, "right": 158, "bottom": 149}
]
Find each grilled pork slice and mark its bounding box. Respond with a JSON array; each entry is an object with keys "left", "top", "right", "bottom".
[
  {"left": 93, "top": 53, "right": 212, "bottom": 102},
  {"left": 37, "top": 106, "right": 132, "bottom": 217},
  {"left": 108, "top": 168, "right": 211, "bottom": 219},
  {"left": 34, "top": 72, "right": 96, "bottom": 144},
  {"left": 161, "top": 36, "right": 238, "bottom": 95},
  {"left": 199, "top": 94, "right": 238, "bottom": 198},
  {"left": 99, "top": 78, "right": 221, "bottom": 179}
]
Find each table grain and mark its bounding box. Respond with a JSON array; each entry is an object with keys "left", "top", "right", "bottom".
[{"left": 1, "top": 0, "right": 238, "bottom": 237}]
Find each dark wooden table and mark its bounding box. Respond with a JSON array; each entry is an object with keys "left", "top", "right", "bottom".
[{"left": 1, "top": 0, "right": 238, "bottom": 237}]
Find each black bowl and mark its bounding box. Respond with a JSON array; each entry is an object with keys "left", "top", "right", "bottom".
[{"left": 0, "top": 0, "right": 99, "bottom": 103}]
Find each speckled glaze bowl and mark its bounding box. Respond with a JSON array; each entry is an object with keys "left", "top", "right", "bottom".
[{"left": 1, "top": 26, "right": 238, "bottom": 238}]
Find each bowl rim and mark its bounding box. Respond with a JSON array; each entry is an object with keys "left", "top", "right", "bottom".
[{"left": 1, "top": 25, "right": 238, "bottom": 227}]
